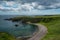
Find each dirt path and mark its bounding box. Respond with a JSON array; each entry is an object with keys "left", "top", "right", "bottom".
[{"left": 28, "top": 24, "right": 47, "bottom": 40}]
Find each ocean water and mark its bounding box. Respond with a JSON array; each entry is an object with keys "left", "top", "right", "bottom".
[{"left": 0, "top": 15, "right": 38, "bottom": 37}]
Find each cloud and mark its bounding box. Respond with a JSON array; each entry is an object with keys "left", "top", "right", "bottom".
[
  {"left": 0, "top": 1, "right": 19, "bottom": 11},
  {"left": 21, "top": 3, "right": 34, "bottom": 11},
  {"left": 37, "top": 5, "right": 45, "bottom": 10},
  {"left": 0, "top": 0, "right": 60, "bottom": 11},
  {"left": 0, "top": 1, "right": 45, "bottom": 11},
  {"left": 5, "top": 1, "right": 15, "bottom": 7},
  {"left": 50, "top": 3, "right": 60, "bottom": 8}
]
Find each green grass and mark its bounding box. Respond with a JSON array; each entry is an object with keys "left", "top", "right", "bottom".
[
  {"left": 39, "top": 16, "right": 60, "bottom": 40},
  {"left": 0, "top": 32, "right": 16, "bottom": 40}
]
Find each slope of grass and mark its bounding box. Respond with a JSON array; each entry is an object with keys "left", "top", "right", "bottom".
[
  {"left": 0, "top": 32, "right": 15, "bottom": 40},
  {"left": 39, "top": 16, "right": 60, "bottom": 40}
]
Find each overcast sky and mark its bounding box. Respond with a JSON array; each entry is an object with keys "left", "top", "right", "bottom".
[{"left": 0, "top": 0, "right": 60, "bottom": 15}]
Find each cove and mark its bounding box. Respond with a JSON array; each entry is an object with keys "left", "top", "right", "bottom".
[{"left": 0, "top": 15, "right": 38, "bottom": 38}]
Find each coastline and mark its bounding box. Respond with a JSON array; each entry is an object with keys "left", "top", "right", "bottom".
[
  {"left": 28, "top": 23, "right": 47, "bottom": 40},
  {"left": 15, "top": 22, "right": 47, "bottom": 40}
]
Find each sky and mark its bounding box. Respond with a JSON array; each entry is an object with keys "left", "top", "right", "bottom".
[{"left": 0, "top": 0, "right": 60, "bottom": 15}]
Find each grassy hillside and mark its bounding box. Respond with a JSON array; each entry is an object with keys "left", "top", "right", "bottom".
[
  {"left": 0, "top": 32, "right": 15, "bottom": 40},
  {"left": 39, "top": 16, "right": 60, "bottom": 40}
]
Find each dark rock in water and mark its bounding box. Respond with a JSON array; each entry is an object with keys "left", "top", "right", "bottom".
[
  {"left": 4, "top": 18, "right": 12, "bottom": 21},
  {"left": 15, "top": 24, "right": 19, "bottom": 27},
  {"left": 4, "top": 19, "right": 10, "bottom": 21}
]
